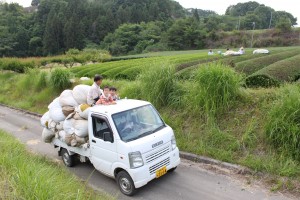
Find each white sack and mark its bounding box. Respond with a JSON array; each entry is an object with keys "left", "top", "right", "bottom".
[
  {"left": 62, "top": 106, "right": 75, "bottom": 117},
  {"left": 74, "top": 119, "right": 88, "bottom": 138},
  {"left": 63, "top": 118, "right": 75, "bottom": 135},
  {"left": 75, "top": 104, "right": 91, "bottom": 120},
  {"left": 56, "top": 121, "right": 64, "bottom": 131},
  {"left": 253, "top": 49, "right": 269, "bottom": 54},
  {"left": 223, "top": 51, "right": 241, "bottom": 56},
  {"left": 59, "top": 90, "right": 78, "bottom": 107},
  {"left": 42, "top": 128, "right": 55, "bottom": 143},
  {"left": 40, "top": 111, "right": 50, "bottom": 128},
  {"left": 72, "top": 85, "right": 91, "bottom": 105},
  {"left": 58, "top": 130, "right": 69, "bottom": 142},
  {"left": 49, "top": 98, "right": 65, "bottom": 123},
  {"left": 80, "top": 77, "right": 90, "bottom": 81}
]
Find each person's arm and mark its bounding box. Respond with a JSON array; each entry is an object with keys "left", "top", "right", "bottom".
[
  {"left": 109, "top": 96, "right": 116, "bottom": 104},
  {"left": 96, "top": 96, "right": 104, "bottom": 105}
]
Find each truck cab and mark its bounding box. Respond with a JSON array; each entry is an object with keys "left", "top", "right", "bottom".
[{"left": 56, "top": 99, "right": 180, "bottom": 196}]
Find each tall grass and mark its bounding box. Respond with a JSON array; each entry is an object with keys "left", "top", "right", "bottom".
[
  {"left": 265, "top": 84, "right": 300, "bottom": 160},
  {"left": 187, "top": 63, "right": 243, "bottom": 117},
  {"left": 138, "top": 63, "right": 179, "bottom": 108},
  {"left": 0, "top": 130, "right": 111, "bottom": 199},
  {"left": 50, "top": 68, "right": 72, "bottom": 91}
]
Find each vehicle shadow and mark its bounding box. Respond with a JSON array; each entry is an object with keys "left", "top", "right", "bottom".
[{"left": 70, "top": 162, "right": 180, "bottom": 200}]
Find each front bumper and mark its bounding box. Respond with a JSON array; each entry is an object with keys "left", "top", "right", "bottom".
[{"left": 128, "top": 147, "right": 180, "bottom": 188}]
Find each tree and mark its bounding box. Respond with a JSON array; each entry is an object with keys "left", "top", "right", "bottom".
[
  {"left": 242, "top": 13, "right": 260, "bottom": 29},
  {"left": 192, "top": 9, "right": 200, "bottom": 22},
  {"left": 31, "top": 0, "right": 40, "bottom": 6},
  {"left": 29, "top": 37, "right": 43, "bottom": 56},
  {"left": 253, "top": 5, "right": 274, "bottom": 29},
  {"left": 273, "top": 11, "right": 297, "bottom": 27},
  {"left": 276, "top": 17, "right": 292, "bottom": 32},
  {"left": 226, "top": 1, "right": 260, "bottom": 16},
  {"left": 43, "top": 9, "right": 64, "bottom": 55},
  {"left": 166, "top": 18, "right": 205, "bottom": 50}
]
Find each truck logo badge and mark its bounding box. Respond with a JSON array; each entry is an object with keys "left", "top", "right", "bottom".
[{"left": 152, "top": 140, "right": 163, "bottom": 148}]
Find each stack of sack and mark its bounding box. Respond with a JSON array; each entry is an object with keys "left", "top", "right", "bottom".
[{"left": 40, "top": 85, "right": 92, "bottom": 147}]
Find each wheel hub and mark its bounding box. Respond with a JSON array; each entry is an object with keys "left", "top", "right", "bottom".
[
  {"left": 63, "top": 153, "right": 70, "bottom": 165},
  {"left": 120, "top": 177, "right": 132, "bottom": 193}
]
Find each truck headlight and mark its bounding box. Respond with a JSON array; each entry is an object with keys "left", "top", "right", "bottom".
[
  {"left": 171, "top": 135, "right": 177, "bottom": 150},
  {"left": 128, "top": 151, "right": 144, "bottom": 169}
]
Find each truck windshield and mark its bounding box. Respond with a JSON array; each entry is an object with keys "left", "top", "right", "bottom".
[{"left": 112, "top": 104, "right": 165, "bottom": 142}]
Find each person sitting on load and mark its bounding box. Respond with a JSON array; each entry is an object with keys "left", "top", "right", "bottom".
[
  {"left": 208, "top": 49, "right": 214, "bottom": 55},
  {"left": 96, "top": 86, "right": 116, "bottom": 105},
  {"left": 110, "top": 87, "right": 119, "bottom": 101},
  {"left": 87, "top": 74, "right": 103, "bottom": 106},
  {"left": 238, "top": 47, "right": 245, "bottom": 55}
]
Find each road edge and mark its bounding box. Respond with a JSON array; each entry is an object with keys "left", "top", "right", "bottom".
[{"left": 0, "top": 103, "right": 252, "bottom": 174}]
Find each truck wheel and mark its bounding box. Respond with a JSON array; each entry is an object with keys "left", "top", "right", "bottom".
[
  {"left": 61, "top": 148, "right": 75, "bottom": 167},
  {"left": 116, "top": 171, "right": 137, "bottom": 196},
  {"left": 168, "top": 167, "right": 177, "bottom": 172}
]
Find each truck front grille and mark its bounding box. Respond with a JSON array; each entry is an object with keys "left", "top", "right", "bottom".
[
  {"left": 149, "top": 157, "right": 170, "bottom": 175},
  {"left": 145, "top": 145, "right": 170, "bottom": 164}
]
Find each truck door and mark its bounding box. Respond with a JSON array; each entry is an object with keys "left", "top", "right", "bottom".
[{"left": 90, "top": 114, "right": 117, "bottom": 176}]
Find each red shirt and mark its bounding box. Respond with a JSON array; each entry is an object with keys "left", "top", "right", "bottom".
[{"left": 96, "top": 94, "right": 114, "bottom": 105}]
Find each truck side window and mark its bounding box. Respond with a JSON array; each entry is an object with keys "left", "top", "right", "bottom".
[{"left": 92, "top": 116, "right": 112, "bottom": 140}]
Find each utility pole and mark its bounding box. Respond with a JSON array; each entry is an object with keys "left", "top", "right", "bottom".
[
  {"left": 238, "top": 15, "right": 241, "bottom": 30},
  {"left": 251, "top": 22, "right": 256, "bottom": 48},
  {"left": 269, "top": 12, "right": 273, "bottom": 29}
]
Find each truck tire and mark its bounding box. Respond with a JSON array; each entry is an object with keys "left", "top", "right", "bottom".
[
  {"left": 61, "top": 148, "right": 75, "bottom": 167},
  {"left": 116, "top": 171, "right": 137, "bottom": 196},
  {"left": 168, "top": 167, "right": 177, "bottom": 173}
]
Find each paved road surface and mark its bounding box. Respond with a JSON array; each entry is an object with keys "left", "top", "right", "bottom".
[{"left": 0, "top": 105, "right": 295, "bottom": 200}]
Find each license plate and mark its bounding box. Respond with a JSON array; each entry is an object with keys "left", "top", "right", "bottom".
[{"left": 155, "top": 166, "right": 167, "bottom": 178}]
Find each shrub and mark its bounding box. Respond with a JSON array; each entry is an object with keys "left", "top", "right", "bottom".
[
  {"left": 260, "top": 54, "right": 300, "bottom": 81},
  {"left": 265, "top": 85, "right": 300, "bottom": 160},
  {"left": 16, "top": 68, "right": 40, "bottom": 94},
  {"left": 246, "top": 54, "right": 300, "bottom": 87},
  {"left": 35, "top": 71, "right": 48, "bottom": 91},
  {"left": 188, "top": 63, "right": 243, "bottom": 116},
  {"left": 0, "top": 58, "right": 35, "bottom": 73},
  {"left": 245, "top": 74, "right": 280, "bottom": 88},
  {"left": 50, "top": 69, "right": 71, "bottom": 91}
]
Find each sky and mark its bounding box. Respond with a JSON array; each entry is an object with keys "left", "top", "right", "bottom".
[{"left": 4, "top": 0, "right": 299, "bottom": 26}]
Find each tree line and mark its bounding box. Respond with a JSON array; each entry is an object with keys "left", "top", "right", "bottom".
[{"left": 0, "top": 0, "right": 297, "bottom": 57}]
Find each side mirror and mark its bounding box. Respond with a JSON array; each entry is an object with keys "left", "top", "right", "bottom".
[{"left": 103, "top": 132, "right": 113, "bottom": 143}]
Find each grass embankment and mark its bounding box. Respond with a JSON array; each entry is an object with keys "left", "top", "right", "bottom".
[{"left": 0, "top": 130, "right": 112, "bottom": 200}]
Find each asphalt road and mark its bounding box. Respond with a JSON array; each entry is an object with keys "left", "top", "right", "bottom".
[{"left": 0, "top": 105, "right": 295, "bottom": 200}]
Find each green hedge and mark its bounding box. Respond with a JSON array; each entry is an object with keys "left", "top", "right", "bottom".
[
  {"left": 246, "top": 54, "right": 300, "bottom": 87},
  {"left": 0, "top": 58, "right": 35, "bottom": 73},
  {"left": 235, "top": 49, "right": 300, "bottom": 75},
  {"left": 245, "top": 74, "right": 280, "bottom": 87}
]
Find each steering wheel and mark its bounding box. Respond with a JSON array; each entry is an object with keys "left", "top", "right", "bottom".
[{"left": 121, "top": 127, "right": 132, "bottom": 136}]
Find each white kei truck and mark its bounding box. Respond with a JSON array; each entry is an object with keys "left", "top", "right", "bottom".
[{"left": 52, "top": 99, "right": 180, "bottom": 196}]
